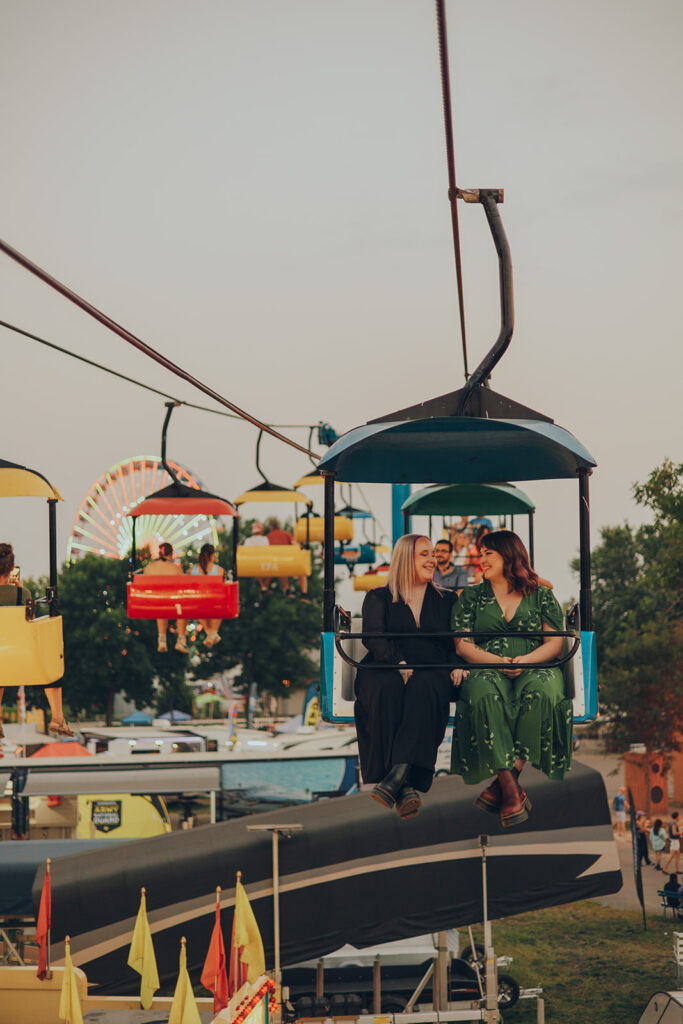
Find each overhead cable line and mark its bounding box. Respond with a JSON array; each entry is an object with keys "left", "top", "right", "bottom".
[
  {"left": 0, "top": 319, "right": 313, "bottom": 429},
  {"left": 0, "top": 237, "right": 318, "bottom": 459},
  {"left": 435, "top": 0, "right": 469, "bottom": 379}
]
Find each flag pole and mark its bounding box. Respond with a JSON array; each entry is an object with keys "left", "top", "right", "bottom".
[
  {"left": 214, "top": 886, "right": 221, "bottom": 995},
  {"left": 46, "top": 858, "right": 52, "bottom": 980},
  {"left": 246, "top": 824, "right": 304, "bottom": 987},
  {"left": 233, "top": 872, "right": 242, "bottom": 987}
]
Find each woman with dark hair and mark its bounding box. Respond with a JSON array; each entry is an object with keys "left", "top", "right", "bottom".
[
  {"left": 355, "top": 535, "right": 467, "bottom": 819},
  {"left": 651, "top": 819, "right": 667, "bottom": 871},
  {"left": 450, "top": 530, "right": 572, "bottom": 827},
  {"left": 190, "top": 543, "right": 224, "bottom": 647}
]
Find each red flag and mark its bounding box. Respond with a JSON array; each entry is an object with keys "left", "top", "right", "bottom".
[
  {"left": 36, "top": 861, "right": 52, "bottom": 980},
  {"left": 200, "top": 899, "right": 228, "bottom": 1014}
]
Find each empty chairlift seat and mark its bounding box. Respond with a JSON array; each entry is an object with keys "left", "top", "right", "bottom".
[
  {"left": 236, "top": 544, "right": 311, "bottom": 579},
  {"left": 294, "top": 516, "right": 354, "bottom": 545}
]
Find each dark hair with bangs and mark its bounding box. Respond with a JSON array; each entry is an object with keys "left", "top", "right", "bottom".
[{"left": 478, "top": 530, "right": 539, "bottom": 596}]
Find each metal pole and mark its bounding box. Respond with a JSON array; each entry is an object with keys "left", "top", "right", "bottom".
[
  {"left": 316, "top": 960, "right": 325, "bottom": 999},
  {"left": 322, "top": 473, "right": 336, "bottom": 633},
  {"left": 373, "top": 955, "right": 381, "bottom": 1014},
  {"left": 160, "top": 401, "right": 182, "bottom": 485},
  {"left": 232, "top": 515, "right": 239, "bottom": 578},
  {"left": 130, "top": 516, "right": 137, "bottom": 574},
  {"left": 391, "top": 484, "right": 410, "bottom": 545},
  {"left": 528, "top": 511, "right": 535, "bottom": 568},
  {"left": 272, "top": 831, "right": 281, "bottom": 985},
  {"left": 436, "top": 931, "right": 448, "bottom": 1011},
  {"left": 480, "top": 835, "right": 498, "bottom": 1020},
  {"left": 246, "top": 823, "right": 303, "bottom": 990},
  {"left": 403, "top": 510, "right": 410, "bottom": 536},
  {"left": 209, "top": 791, "right": 216, "bottom": 825},
  {"left": 47, "top": 499, "right": 59, "bottom": 615},
  {"left": 460, "top": 191, "right": 514, "bottom": 397},
  {"left": 578, "top": 470, "right": 593, "bottom": 631},
  {"left": 46, "top": 858, "right": 52, "bottom": 979}
]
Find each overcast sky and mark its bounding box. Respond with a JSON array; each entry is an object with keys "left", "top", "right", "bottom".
[{"left": 1, "top": 0, "right": 681, "bottom": 602}]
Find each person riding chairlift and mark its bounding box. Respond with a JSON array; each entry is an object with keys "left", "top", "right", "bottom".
[
  {"left": 190, "top": 543, "right": 223, "bottom": 647},
  {"left": 0, "top": 542, "right": 73, "bottom": 739},
  {"left": 143, "top": 542, "right": 188, "bottom": 653}
]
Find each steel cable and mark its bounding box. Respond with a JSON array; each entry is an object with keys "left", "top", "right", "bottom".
[{"left": 0, "top": 237, "right": 318, "bottom": 458}]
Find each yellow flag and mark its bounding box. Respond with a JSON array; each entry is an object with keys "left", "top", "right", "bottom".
[
  {"left": 169, "top": 939, "right": 201, "bottom": 1024},
  {"left": 127, "top": 889, "right": 159, "bottom": 1009},
  {"left": 234, "top": 880, "right": 265, "bottom": 982},
  {"left": 58, "top": 939, "right": 84, "bottom": 1024}
]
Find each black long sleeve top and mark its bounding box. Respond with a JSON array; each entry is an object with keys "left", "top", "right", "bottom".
[{"left": 359, "top": 584, "right": 462, "bottom": 668}]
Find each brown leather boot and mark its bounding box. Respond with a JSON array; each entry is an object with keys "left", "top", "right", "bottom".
[
  {"left": 498, "top": 769, "right": 528, "bottom": 828},
  {"left": 475, "top": 769, "right": 532, "bottom": 816},
  {"left": 474, "top": 777, "right": 502, "bottom": 814}
]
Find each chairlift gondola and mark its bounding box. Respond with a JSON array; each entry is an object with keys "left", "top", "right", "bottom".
[
  {"left": 234, "top": 432, "right": 313, "bottom": 580},
  {"left": 293, "top": 468, "right": 355, "bottom": 544},
  {"left": 126, "top": 403, "right": 239, "bottom": 621},
  {"left": 401, "top": 482, "right": 536, "bottom": 564},
  {"left": 0, "top": 459, "right": 64, "bottom": 687},
  {"left": 316, "top": 189, "right": 598, "bottom": 727}
]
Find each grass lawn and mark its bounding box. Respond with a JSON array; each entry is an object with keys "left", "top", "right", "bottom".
[{"left": 469, "top": 901, "right": 678, "bottom": 1023}]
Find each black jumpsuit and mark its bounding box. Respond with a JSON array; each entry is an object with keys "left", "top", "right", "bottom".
[{"left": 354, "top": 584, "right": 461, "bottom": 793}]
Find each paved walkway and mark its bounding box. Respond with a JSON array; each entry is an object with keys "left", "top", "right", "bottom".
[{"left": 575, "top": 740, "right": 681, "bottom": 918}]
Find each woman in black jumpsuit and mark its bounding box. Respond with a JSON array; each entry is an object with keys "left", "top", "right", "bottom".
[{"left": 354, "top": 535, "right": 466, "bottom": 818}]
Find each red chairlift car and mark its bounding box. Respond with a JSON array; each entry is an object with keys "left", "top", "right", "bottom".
[{"left": 126, "top": 403, "right": 240, "bottom": 622}]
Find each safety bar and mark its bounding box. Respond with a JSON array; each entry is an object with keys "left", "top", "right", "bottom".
[{"left": 333, "top": 629, "right": 581, "bottom": 672}]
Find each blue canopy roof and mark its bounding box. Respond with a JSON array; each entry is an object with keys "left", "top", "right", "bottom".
[
  {"left": 402, "top": 482, "right": 536, "bottom": 516},
  {"left": 318, "top": 417, "right": 596, "bottom": 485}
]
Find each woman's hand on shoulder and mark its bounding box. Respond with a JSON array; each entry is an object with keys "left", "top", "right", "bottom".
[{"left": 450, "top": 667, "right": 468, "bottom": 688}]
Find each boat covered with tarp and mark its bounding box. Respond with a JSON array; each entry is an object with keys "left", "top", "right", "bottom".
[{"left": 4, "top": 761, "right": 622, "bottom": 994}]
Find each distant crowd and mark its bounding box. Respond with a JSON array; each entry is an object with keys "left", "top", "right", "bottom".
[
  {"left": 613, "top": 787, "right": 683, "bottom": 886},
  {"left": 432, "top": 515, "right": 495, "bottom": 591}
]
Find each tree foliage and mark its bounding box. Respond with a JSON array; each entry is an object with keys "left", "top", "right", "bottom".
[
  {"left": 57, "top": 555, "right": 191, "bottom": 723},
  {"left": 185, "top": 523, "right": 323, "bottom": 697},
  {"left": 581, "top": 459, "right": 683, "bottom": 755},
  {"left": 30, "top": 518, "right": 323, "bottom": 723}
]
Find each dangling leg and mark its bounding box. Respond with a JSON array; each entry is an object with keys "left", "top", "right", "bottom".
[
  {"left": 45, "top": 686, "right": 74, "bottom": 737},
  {"left": 156, "top": 618, "right": 168, "bottom": 652},
  {"left": 498, "top": 768, "right": 528, "bottom": 828},
  {"left": 175, "top": 619, "right": 188, "bottom": 653}
]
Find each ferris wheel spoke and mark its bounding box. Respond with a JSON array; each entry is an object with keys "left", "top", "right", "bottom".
[
  {"left": 78, "top": 506, "right": 119, "bottom": 545},
  {"left": 93, "top": 479, "right": 120, "bottom": 523},
  {"left": 87, "top": 494, "right": 120, "bottom": 537},
  {"left": 102, "top": 473, "right": 124, "bottom": 515},
  {"left": 117, "top": 466, "right": 132, "bottom": 510},
  {"left": 68, "top": 456, "right": 214, "bottom": 563}
]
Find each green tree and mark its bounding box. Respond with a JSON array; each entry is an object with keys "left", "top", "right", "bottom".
[
  {"left": 58, "top": 554, "right": 190, "bottom": 723},
  {"left": 185, "top": 523, "right": 323, "bottom": 698},
  {"left": 580, "top": 460, "right": 683, "bottom": 755}
]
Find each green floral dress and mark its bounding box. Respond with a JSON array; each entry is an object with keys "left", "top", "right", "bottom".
[{"left": 450, "top": 582, "right": 573, "bottom": 784}]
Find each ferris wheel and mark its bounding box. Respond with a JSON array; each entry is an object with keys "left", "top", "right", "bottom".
[{"left": 66, "top": 455, "right": 220, "bottom": 563}]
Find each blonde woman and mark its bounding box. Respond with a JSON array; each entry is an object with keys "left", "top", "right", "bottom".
[{"left": 354, "top": 535, "right": 467, "bottom": 819}]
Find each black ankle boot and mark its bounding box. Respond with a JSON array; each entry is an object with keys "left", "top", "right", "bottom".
[
  {"left": 372, "top": 764, "right": 410, "bottom": 809},
  {"left": 396, "top": 787, "right": 422, "bottom": 820}
]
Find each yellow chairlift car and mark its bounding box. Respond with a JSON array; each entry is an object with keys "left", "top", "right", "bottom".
[
  {"left": 234, "top": 432, "right": 313, "bottom": 580},
  {"left": 293, "top": 467, "right": 357, "bottom": 544},
  {"left": 0, "top": 459, "right": 65, "bottom": 687}
]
